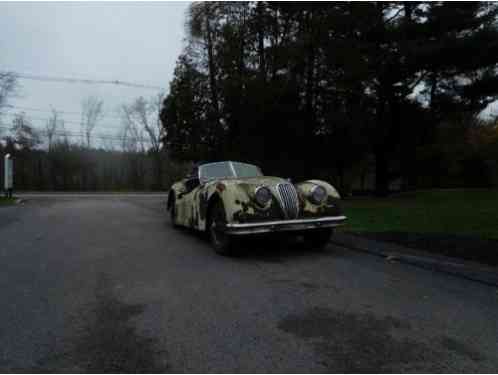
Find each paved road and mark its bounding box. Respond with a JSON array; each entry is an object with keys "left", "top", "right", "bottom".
[{"left": 1, "top": 195, "right": 497, "bottom": 373}]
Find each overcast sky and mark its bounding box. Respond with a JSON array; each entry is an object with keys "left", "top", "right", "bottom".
[
  {"left": 1, "top": 1, "right": 495, "bottom": 143},
  {"left": 0, "top": 1, "right": 190, "bottom": 143}
]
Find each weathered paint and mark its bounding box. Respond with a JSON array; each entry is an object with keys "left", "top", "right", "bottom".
[
  {"left": 233, "top": 196, "right": 285, "bottom": 223},
  {"left": 295, "top": 180, "right": 342, "bottom": 218},
  {"left": 169, "top": 174, "right": 343, "bottom": 232}
]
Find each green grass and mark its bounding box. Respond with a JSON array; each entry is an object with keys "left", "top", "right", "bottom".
[
  {"left": 0, "top": 197, "right": 16, "bottom": 206},
  {"left": 341, "top": 189, "right": 498, "bottom": 240}
]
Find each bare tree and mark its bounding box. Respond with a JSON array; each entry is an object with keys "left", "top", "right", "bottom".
[
  {"left": 101, "top": 135, "right": 116, "bottom": 151},
  {"left": 123, "top": 95, "right": 165, "bottom": 152},
  {"left": 80, "top": 96, "right": 103, "bottom": 148},
  {"left": 120, "top": 108, "right": 145, "bottom": 153},
  {"left": 45, "top": 108, "right": 64, "bottom": 150},
  {"left": 119, "top": 104, "right": 147, "bottom": 190},
  {"left": 121, "top": 94, "right": 166, "bottom": 188},
  {"left": 0, "top": 72, "right": 17, "bottom": 138},
  {"left": 120, "top": 94, "right": 166, "bottom": 153},
  {"left": 118, "top": 122, "right": 131, "bottom": 152},
  {"left": 10, "top": 113, "right": 40, "bottom": 150},
  {"left": 0, "top": 72, "right": 17, "bottom": 113}
]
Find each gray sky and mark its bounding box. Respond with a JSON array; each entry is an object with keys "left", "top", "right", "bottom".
[
  {"left": 0, "top": 1, "right": 190, "bottom": 144},
  {"left": 1, "top": 0, "right": 495, "bottom": 143}
]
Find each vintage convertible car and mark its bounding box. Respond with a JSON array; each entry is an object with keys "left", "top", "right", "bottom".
[{"left": 167, "top": 161, "right": 347, "bottom": 254}]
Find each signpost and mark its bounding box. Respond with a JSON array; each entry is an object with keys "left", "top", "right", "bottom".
[{"left": 4, "top": 154, "right": 13, "bottom": 198}]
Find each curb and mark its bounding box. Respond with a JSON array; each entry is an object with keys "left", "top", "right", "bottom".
[{"left": 331, "top": 233, "right": 498, "bottom": 288}]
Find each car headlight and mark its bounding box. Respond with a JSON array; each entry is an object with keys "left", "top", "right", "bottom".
[
  {"left": 254, "top": 186, "right": 272, "bottom": 206},
  {"left": 309, "top": 184, "right": 327, "bottom": 205}
]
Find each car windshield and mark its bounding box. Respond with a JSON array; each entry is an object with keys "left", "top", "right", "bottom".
[
  {"left": 199, "top": 162, "right": 262, "bottom": 181},
  {"left": 232, "top": 162, "right": 263, "bottom": 178}
]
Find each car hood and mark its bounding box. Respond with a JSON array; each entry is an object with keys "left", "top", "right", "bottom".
[{"left": 212, "top": 176, "right": 288, "bottom": 187}]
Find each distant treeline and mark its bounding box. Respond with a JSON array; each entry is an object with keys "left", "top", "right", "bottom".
[
  {"left": 0, "top": 140, "right": 188, "bottom": 191},
  {"left": 0, "top": 88, "right": 190, "bottom": 192},
  {"left": 160, "top": 2, "right": 498, "bottom": 195}
]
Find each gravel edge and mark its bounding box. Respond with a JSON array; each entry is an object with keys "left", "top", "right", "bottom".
[{"left": 331, "top": 232, "right": 498, "bottom": 288}]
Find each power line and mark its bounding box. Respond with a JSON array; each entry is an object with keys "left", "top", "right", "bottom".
[
  {"left": 2, "top": 107, "right": 164, "bottom": 132},
  {"left": 0, "top": 124, "right": 118, "bottom": 138},
  {"left": 0, "top": 124, "right": 187, "bottom": 148},
  {"left": 0, "top": 113, "right": 171, "bottom": 147},
  {"left": 0, "top": 111, "right": 125, "bottom": 130},
  {"left": 4, "top": 71, "right": 164, "bottom": 90},
  {"left": 0, "top": 125, "right": 153, "bottom": 143},
  {"left": 3, "top": 104, "right": 125, "bottom": 120},
  {"left": 0, "top": 123, "right": 181, "bottom": 145}
]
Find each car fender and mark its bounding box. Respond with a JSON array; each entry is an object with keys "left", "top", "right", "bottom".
[
  {"left": 295, "top": 179, "right": 342, "bottom": 217},
  {"left": 297, "top": 180, "right": 341, "bottom": 199},
  {"left": 200, "top": 181, "right": 252, "bottom": 230},
  {"left": 167, "top": 181, "right": 185, "bottom": 210}
]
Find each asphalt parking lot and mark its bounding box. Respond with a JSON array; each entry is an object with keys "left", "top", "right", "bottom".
[{"left": 1, "top": 194, "right": 497, "bottom": 372}]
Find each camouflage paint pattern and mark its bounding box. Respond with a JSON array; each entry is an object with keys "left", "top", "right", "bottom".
[
  {"left": 168, "top": 176, "right": 343, "bottom": 232},
  {"left": 295, "top": 180, "right": 343, "bottom": 218}
]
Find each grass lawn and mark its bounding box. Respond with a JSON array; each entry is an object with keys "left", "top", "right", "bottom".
[
  {"left": 0, "top": 197, "right": 16, "bottom": 206},
  {"left": 341, "top": 189, "right": 498, "bottom": 240}
]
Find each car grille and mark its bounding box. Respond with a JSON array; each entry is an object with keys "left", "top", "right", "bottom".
[{"left": 276, "top": 183, "right": 300, "bottom": 219}]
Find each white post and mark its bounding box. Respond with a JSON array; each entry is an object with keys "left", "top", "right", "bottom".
[{"left": 4, "top": 154, "right": 13, "bottom": 198}]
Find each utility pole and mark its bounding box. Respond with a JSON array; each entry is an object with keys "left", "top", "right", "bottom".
[{"left": 4, "top": 153, "right": 13, "bottom": 198}]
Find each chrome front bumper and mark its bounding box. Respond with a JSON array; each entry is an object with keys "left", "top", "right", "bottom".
[{"left": 225, "top": 215, "right": 347, "bottom": 235}]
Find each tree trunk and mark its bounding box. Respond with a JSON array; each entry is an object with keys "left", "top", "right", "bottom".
[
  {"left": 304, "top": 9, "right": 315, "bottom": 127},
  {"left": 205, "top": 17, "right": 220, "bottom": 124},
  {"left": 375, "top": 147, "right": 390, "bottom": 197},
  {"left": 374, "top": 85, "right": 389, "bottom": 197},
  {"left": 256, "top": 1, "right": 266, "bottom": 83}
]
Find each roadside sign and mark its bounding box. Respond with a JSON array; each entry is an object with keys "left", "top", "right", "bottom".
[{"left": 4, "top": 154, "right": 13, "bottom": 190}]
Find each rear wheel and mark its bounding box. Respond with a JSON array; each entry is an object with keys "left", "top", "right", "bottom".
[
  {"left": 303, "top": 228, "right": 333, "bottom": 251},
  {"left": 208, "top": 200, "right": 234, "bottom": 255},
  {"left": 169, "top": 196, "right": 178, "bottom": 227}
]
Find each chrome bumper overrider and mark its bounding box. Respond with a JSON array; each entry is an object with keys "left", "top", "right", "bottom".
[{"left": 225, "top": 215, "right": 347, "bottom": 235}]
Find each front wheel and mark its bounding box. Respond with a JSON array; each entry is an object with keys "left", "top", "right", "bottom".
[
  {"left": 208, "top": 200, "right": 234, "bottom": 255},
  {"left": 303, "top": 228, "right": 333, "bottom": 251}
]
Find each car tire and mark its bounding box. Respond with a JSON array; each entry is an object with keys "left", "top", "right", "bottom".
[
  {"left": 303, "top": 228, "right": 333, "bottom": 251},
  {"left": 208, "top": 200, "right": 234, "bottom": 256},
  {"left": 169, "top": 197, "right": 179, "bottom": 228}
]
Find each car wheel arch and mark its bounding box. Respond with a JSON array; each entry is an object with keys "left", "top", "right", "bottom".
[
  {"left": 205, "top": 193, "right": 223, "bottom": 228},
  {"left": 167, "top": 190, "right": 177, "bottom": 211}
]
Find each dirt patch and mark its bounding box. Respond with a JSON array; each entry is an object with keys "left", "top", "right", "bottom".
[
  {"left": 440, "top": 336, "right": 484, "bottom": 362},
  {"left": 35, "top": 273, "right": 167, "bottom": 373},
  {"left": 356, "top": 231, "right": 498, "bottom": 267},
  {"left": 278, "top": 307, "right": 483, "bottom": 373}
]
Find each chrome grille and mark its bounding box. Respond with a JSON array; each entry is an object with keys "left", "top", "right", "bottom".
[{"left": 276, "top": 183, "right": 300, "bottom": 219}]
